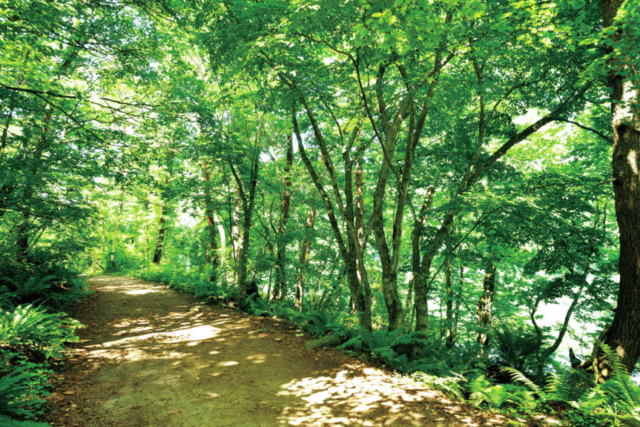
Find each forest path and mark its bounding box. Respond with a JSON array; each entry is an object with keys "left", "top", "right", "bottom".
[{"left": 45, "top": 275, "right": 512, "bottom": 427}]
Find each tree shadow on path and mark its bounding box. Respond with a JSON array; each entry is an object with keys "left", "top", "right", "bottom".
[{"left": 46, "top": 276, "right": 517, "bottom": 427}]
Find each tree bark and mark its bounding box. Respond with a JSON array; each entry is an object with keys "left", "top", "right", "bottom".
[
  {"left": 442, "top": 251, "right": 455, "bottom": 347},
  {"left": 452, "top": 258, "right": 463, "bottom": 345},
  {"left": 152, "top": 207, "right": 168, "bottom": 264},
  {"left": 231, "top": 189, "right": 243, "bottom": 266},
  {"left": 230, "top": 155, "right": 259, "bottom": 303},
  {"left": 152, "top": 150, "right": 174, "bottom": 265},
  {"left": 203, "top": 161, "right": 220, "bottom": 281},
  {"left": 599, "top": 0, "right": 640, "bottom": 377},
  {"left": 412, "top": 187, "right": 435, "bottom": 333},
  {"left": 476, "top": 261, "right": 497, "bottom": 346},
  {"left": 370, "top": 80, "right": 412, "bottom": 331},
  {"left": 292, "top": 107, "right": 372, "bottom": 330},
  {"left": 294, "top": 207, "right": 315, "bottom": 310},
  {"left": 273, "top": 134, "right": 293, "bottom": 299}
]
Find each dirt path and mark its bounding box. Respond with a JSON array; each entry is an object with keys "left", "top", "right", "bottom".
[{"left": 45, "top": 275, "right": 514, "bottom": 427}]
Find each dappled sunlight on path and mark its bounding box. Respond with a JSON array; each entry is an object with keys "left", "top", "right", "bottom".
[
  {"left": 277, "top": 368, "right": 506, "bottom": 426},
  {"left": 46, "top": 276, "right": 515, "bottom": 426}
]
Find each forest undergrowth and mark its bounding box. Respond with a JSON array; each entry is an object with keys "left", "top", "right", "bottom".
[{"left": 0, "top": 251, "right": 89, "bottom": 426}]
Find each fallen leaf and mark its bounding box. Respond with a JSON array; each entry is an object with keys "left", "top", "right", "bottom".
[{"left": 168, "top": 410, "right": 182, "bottom": 415}]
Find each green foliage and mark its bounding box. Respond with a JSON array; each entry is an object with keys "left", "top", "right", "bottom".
[
  {"left": 410, "top": 371, "right": 466, "bottom": 401},
  {"left": 0, "top": 305, "right": 81, "bottom": 360},
  {"left": 0, "top": 304, "right": 80, "bottom": 423},
  {"left": 245, "top": 297, "right": 302, "bottom": 322},
  {"left": 0, "top": 252, "right": 90, "bottom": 309},
  {"left": 0, "top": 415, "right": 50, "bottom": 427},
  {"left": 468, "top": 373, "right": 537, "bottom": 410},
  {"left": 0, "top": 360, "right": 47, "bottom": 421},
  {"left": 132, "top": 264, "right": 223, "bottom": 299},
  {"left": 492, "top": 325, "right": 544, "bottom": 372},
  {"left": 339, "top": 329, "right": 433, "bottom": 372},
  {"left": 0, "top": 0, "right": 632, "bottom": 423},
  {"left": 506, "top": 344, "right": 640, "bottom": 425},
  {"left": 301, "top": 310, "right": 348, "bottom": 338}
]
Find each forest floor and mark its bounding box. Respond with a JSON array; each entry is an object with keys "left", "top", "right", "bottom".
[{"left": 43, "top": 275, "right": 528, "bottom": 427}]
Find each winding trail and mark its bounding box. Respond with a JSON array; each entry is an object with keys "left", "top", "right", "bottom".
[{"left": 45, "top": 275, "right": 513, "bottom": 426}]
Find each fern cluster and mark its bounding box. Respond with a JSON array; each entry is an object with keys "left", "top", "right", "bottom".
[
  {"left": 468, "top": 373, "right": 537, "bottom": 410},
  {"left": 506, "top": 344, "right": 640, "bottom": 424},
  {"left": 339, "top": 328, "right": 445, "bottom": 372},
  {"left": 0, "top": 251, "right": 89, "bottom": 310},
  {"left": 0, "top": 305, "right": 81, "bottom": 359},
  {"left": 0, "top": 305, "right": 81, "bottom": 425},
  {"left": 245, "top": 298, "right": 352, "bottom": 340},
  {"left": 492, "top": 325, "right": 544, "bottom": 373},
  {"left": 0, "top": 414, "right": 50, "bottom": 427},
  {"left": 0, "top": 362, "right": 46, "bottom": 421}
]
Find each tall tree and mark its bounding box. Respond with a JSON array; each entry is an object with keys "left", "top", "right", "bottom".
[{"left": 599, "top": 0, "right": 640, "bottom": 376}]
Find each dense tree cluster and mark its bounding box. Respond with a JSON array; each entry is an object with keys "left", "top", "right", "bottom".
[{"left": 2, "top": 0, "right": 639, "bottom": 409}]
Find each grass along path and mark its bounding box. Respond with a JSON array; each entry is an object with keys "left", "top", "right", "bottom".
[{"left": 45, "top": 275, "right": 518, "bottom": 426}]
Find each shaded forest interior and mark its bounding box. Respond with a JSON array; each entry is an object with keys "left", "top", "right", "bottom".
[{"left": 1, "top": 0, "right": 640, "bottom": 426}]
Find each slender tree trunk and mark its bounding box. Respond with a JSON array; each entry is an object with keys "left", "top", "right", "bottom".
[
  {"left": 537, "top": 281, "right": 586, "bottom": 376},
  {"left": 232, "top": 156, "right": 259, "bottom": 303},
  {"left": 231, "top": 190, "right": 243, "bottom": 268},
  {"left": 404, "top": 277, "right": 414, "bottom": 323},
  {"left": 476, "top": 261, "right": 497, "bottom": 346},
  {"left": 442, "top": 251, "right": 455, "bottom": 347},
  {"left": 413, "top": 246, "right": 429, "bottom": 333},
  {"left": 152, "top": 208, "right": 167, "bottom": 264},
  {"left": 452, "top": 258, "right": 463, "bottom": 345},
  {"left": 412, "top": 187, "right": 435, "bottom": 333},
  {"left": 203, "top": 161, "right": 220, "bottom": 281},
  {"left": 292, "top": 108, "right": 372, "bottom": 331},
  {"left": 318, "top": 252, "right": 339, "bottom": 308},
  {"left": 273, "top": 135, "right": 293, "bottom": 299},
  {"left": 599, "top": 0, "right": 640, "bottom": 377},
  {"left": 294, "top": 207, "right": 315, "bottom": 310},
  {"left": 152, "top": 150, "right": 173, "bottom": 265},
  {"left": 370, "top": 95, "right": 412, "bottom": 331},
  {"left": 107, "top": 201, "right": 123, "bottom": 271}
]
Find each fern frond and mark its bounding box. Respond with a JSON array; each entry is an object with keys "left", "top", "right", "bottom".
[
  {"left": 389, "top": 332, "right": 427, "bottom": 348},
  {"left": 338, "top": 335, "right": 365, "bottom": 351},
  {"left": 0, "top": 414, "right": 50, "bottom": 426},
  {"left": 505, "top": 367, "right": 544, "bottom": 398}
]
